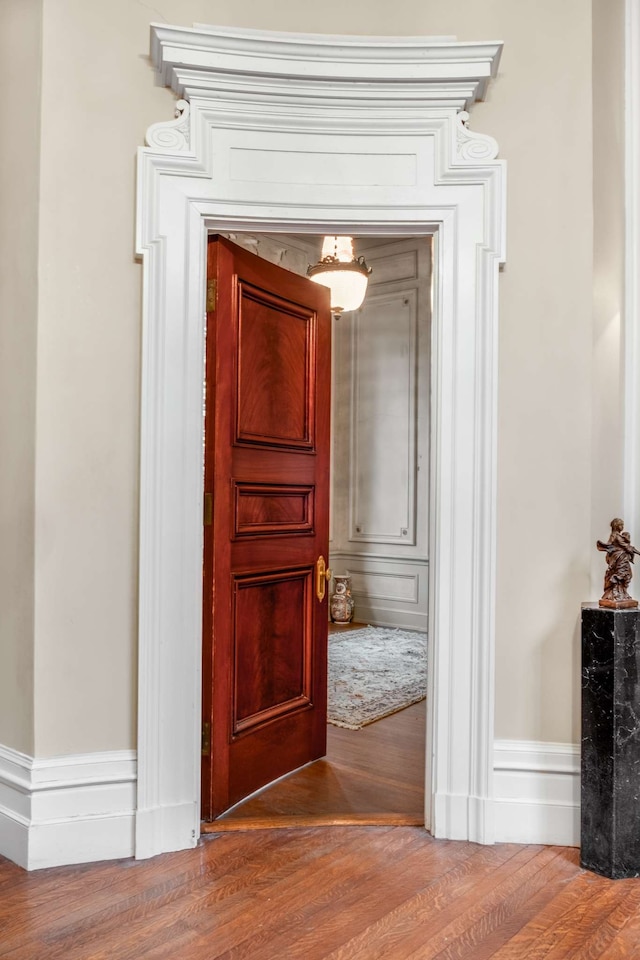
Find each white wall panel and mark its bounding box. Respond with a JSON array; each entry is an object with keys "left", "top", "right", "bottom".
[
  {"left": 230, "top": 148, "right": 417, "bottom": 187},
  {"left": 349, "top": 570, "right": 419, "bottom": 603},
  {"left": 330, "top": 553, "right": 429, "bottom": 630},
  {"left": 350, "top": 289, "right": 418, "bottom": 544},
  {"left": 366, "top": 249, "right": 418, "bottom": 285}
]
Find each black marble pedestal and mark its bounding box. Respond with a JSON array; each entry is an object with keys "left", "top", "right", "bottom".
[{"left": 581, "top": 604, "right": 640, "bottom": 878}]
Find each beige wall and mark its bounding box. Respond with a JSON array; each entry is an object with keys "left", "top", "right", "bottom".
[
  {"left": 0, "top": 0, "right": 42, "bottom": 755},
  {"left": 27, "top": 0, "right": 607, "bottom": 754},
  {"left": 469, "top": 3, "right": 594, "bottom": 744},
  {"left": 32, "top": 1, "right": 165, "bottom": 755},
  {"left": 591, "top": 0, "right": 626, "bottom": 595}
]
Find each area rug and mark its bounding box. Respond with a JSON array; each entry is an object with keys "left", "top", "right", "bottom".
[{"left": 327, "top": 626, "right": 427, "bottom": 730}]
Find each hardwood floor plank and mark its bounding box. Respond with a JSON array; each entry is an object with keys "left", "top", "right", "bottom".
[
  {"left": 215, "top": 762, "right": 423, "bottom": 820},
  {"left": 326, "top": 756, "right": 425, "bottom": 796},
  {"left": 99, "top": 827, "right": 421, "bottom": 960},
  {"left": 176, "top": 829, "right": 444, "bottom": 960},
  {"left": 0, "top": 831, "right": 294, "bottom": 956},
  {"left": 4, "top": 825, "right": 640, "bottom": 960},
  {"left": 400, "top": 847, "right": 573, "bottom": 960},
  {"left": 319, "top": 844, "right": 544, "bottom": 960},
  {"left": 206, "top": 835, "right": 480, "bottom": 960},
  {"left": 0, "top": 854, "right": 130, "bottom": 903},
  {"left": 53, "top": 827, "right": 413, "bottom": 960},
  {"left": 489, "top": 871, "right": 620, "bottom": 959},
  {"left": 592, "top": 889, "right": 640, "bottom": 959},
  {"left": 433, "top": 847, "right": 582, "bottom": 960},
  {"left": 521, "top": 880, "right": 640, "bottom": 960},
  {"left": 0, "top": 828, "right": 353, "bottom": 960},
  {"left": 563, "top": 883, "right": 640, "bottom": 959}
]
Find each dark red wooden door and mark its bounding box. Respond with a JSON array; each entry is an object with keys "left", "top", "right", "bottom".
[{"left": 201, "top": 235, "right": 332, "bottom": 820}]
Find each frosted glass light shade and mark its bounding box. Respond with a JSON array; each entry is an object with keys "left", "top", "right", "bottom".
[
  {"left": 310, "top": 269, "right": 369, "bottom": 314},
  {"left": 321, "top": 236, "right": 353, "bottom": 261},
  {"left": 307, "top": 236, "right": 371, "bottom": 315}
]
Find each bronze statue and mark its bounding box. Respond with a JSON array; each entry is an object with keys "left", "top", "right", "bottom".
[{"left": 597, "top": 518, "right": 640, "bottom": 608}]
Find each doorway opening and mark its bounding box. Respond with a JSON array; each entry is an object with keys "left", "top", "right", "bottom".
[
  {"left": 201, "top": 232, "right": 432, "bottom": 830},
  {"left": 136, "top": 26, "right": 504, "bottom": 859}
]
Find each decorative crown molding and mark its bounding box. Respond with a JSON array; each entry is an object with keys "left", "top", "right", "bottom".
[
  {"left": 145, "top": 99, "right": 190, "bottom": 152},
  {"left": 149, "top": 23, "right": 503, "bottom": 110}
]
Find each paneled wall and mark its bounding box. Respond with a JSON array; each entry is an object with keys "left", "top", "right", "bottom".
[{"left": 330, "top": 238, "right": 432, "bottom": 630}]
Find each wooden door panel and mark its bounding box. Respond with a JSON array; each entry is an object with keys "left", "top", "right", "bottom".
[
  {"left": 236, "top": 282, "right": 315, "bottom": 449},
  {"left": 233, "top": 568, "right": 313, "bottom": 733},
  {"left": 228, "top": 695, "right": 326, "bottom": 809},
  {"left": 202, "top": 235, "right": 331, "bottom": 820},
  {"left": 230, "top": 447, "right": 318, "bottom": 487},
  {"left": 233, "top": 482, "right": 315, "bottom": 538}
]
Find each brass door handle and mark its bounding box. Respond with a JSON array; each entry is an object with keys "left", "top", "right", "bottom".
[{"left": 316, "top": 556, "right": 332, "bottom": 602}]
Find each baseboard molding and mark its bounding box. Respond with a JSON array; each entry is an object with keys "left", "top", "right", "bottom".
[
  {"left": 351, "top": 604, "right": 427, "bottom": 631},
  {"left": 0, "top": 738, "right": 580, "bottom": 867},
  {"left": 329, "top": 552, "right": 428, "bottom": 633},
  {"left": 0, "top": 744, "right": 136, "bottom": 870},
  {"left": 494, "top": 739, "right": 580, "bottom": 847},
  {"left": 135, "top": 801, "right": 198, "bottom": 860},
  {"left": 430, "top": 791, "right": 495, "bottom": 843}
]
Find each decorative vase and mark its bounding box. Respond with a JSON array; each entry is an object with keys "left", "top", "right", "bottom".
[{"left": 330, "top": 574, "right": 355, "bottom": 623}]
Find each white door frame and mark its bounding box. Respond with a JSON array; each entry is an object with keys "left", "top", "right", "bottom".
[{"left": 135, "top": 24, "right": 506, "bottom": 859}]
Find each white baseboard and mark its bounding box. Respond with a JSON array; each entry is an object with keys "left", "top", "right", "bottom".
[
  {"left": 0, "top": 737, "right": 580, "bottom": 867},
  {"left": 329, "top": 553, "right": 428, "bottom": 633},
  {"left": 494, "top": 739, "right": 580, "bottom": 847},
  {"left": 351, "top": 604, "right": 428, "bottom": 631},
  {"left": 0, "top": 744, "right": 136, "bottom": 870},
  {"left": 135, "top": 802, "right": 198, "bottom": 861},
  {"left": 431, "top": 791, "right": 495, "bottom": 844}
]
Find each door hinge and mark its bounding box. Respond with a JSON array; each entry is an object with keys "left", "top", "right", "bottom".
[
  {"left": 201, "top": 721, "right": 211, "bottom": 756},
  {"left": 206, "top": 278, "right": 217, "bottom": 312},
  {"left": 203, "top": 492, "right": 213, "bottom": 526}
]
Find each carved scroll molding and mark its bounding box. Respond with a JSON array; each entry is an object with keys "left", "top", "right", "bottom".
[
  {"left": 145, "top": 99, "right": 190, "bottom": 152},
  {"left": 455, "top": 111, "right": 499, "bottom": 162}
]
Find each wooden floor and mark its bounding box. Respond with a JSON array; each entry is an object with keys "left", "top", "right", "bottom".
[
  {"left": 3, "top": 829, "right": 640, "bottom": 959},
  {"left": 6, "top": 628, "right": 638, "bottom": 957},
  {"left": 210, "top": 698, "right": 426, "bottom": 829},
  {"left": 207, "top": 620, "right": 426, "bottom": 830}
]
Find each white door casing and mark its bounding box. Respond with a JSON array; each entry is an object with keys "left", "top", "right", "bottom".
[{"left": 135, "top": 24, "right": 506, "bottom": 858}]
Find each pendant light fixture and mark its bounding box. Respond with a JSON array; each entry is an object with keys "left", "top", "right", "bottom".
[{"left": 307, "top": 236, "right": 371, "bottom": 315}]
